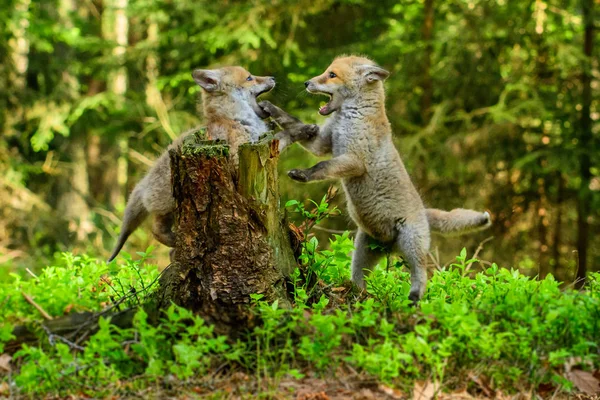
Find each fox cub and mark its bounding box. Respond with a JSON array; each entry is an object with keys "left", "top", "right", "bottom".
[
  {"left": 260, "top": 56, "right": 490, "bottom": 302},
  {"left": 108, "top": 66, "right": 275, "bottom": 262}
]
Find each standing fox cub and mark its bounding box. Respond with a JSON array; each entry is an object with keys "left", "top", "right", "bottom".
[
  {"left": 260, "top": 56, "right": 491, "bottom": 302},
  {"left": 107, "top": 66, "right": 275, "bottom": 262}
]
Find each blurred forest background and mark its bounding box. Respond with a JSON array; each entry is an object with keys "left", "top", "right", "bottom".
[{"left": 0, "top": 0, "right": 597, "bottom": 284}]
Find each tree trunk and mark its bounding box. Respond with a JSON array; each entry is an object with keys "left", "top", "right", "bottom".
[
  {"left": 420, "top": 0, "right": 434, "bottom": 123},
  {"left": 8, "top": 0, "right": 31, "bottom": 91},
  {"left": 4, "top": 0, "right": 31, "bottom": 134},
  {"left": 145, "top": 20, "right": 177, "bottom": 140},
  {"left": 576, "top": 0, "right": 594, "bottom": 289},
  {"left": 106, "top": 0, "right": 128, "bottom": 97},
  {"left": 537, "top": 196, "right": 549, "bottom": 278},
  {"left": 55, "top": 0, "right": 94, "bottom": 242},
  {"left": 156, "top": 136, "right": 297, "bottom": 336},
  {"left": 56, "top": 137, "right": 94, "bottom": 242},
  {"left": 101, "top": 0, "right": 129, "bottom": 210},
  {"left": 551, "top": 173, "right": 564, "bottom": 276},
  {"left": 58, "top": 0, "right": 78, "bottom": 95}
]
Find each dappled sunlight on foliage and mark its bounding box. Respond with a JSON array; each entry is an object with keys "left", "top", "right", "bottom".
[
  {"left": 0, "top": 240, "right": 598, "bottom": 397},
  {"left": 0, "top": 0, "right": 597, "bottom": 280}
]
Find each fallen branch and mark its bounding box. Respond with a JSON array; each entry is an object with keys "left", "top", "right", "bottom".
[
  {"left": 42, "top": 325, "right": 85, "bottom": 352},
  {"left": 21, "top": 291, "right": 53, "bottom": 321},
  {"left": 6, "top": 264, "right": 170, "bottom": 354}
]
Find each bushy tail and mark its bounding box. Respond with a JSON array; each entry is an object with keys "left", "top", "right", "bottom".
[
  {"left": 426, "top": 208, "right": 491, "bottom": 236},
  {"left": 107, "top": 187, "right": 149, "bottom": 262}
]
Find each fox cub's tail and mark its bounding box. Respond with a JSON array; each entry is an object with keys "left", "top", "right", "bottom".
[
  {"left": 108, "top": 186, "right": 149, "bottom": 262},
  {"left": 426, "top": 208, "right": 491, "bottom": 236}
]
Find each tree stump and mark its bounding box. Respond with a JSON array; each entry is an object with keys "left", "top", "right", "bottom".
[
  {"left": 156, "top": 134, "right": 298, "bottom": 335},
  {"left": 6, "top": 133, "right": 300, "bottom": 352}
]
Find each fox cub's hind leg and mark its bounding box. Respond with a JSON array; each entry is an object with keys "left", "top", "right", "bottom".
[
  {"left": 351, "top": 230, "right": 386, "bottom": 289},
  {"left": 395, "top": 223, "right": 430, "bottom": 304},
  {"left": 152, "top": 212, "right": 176, "bottom": 248},
  {"left": 426, "top": 208, "right": 491, "bottom": 236}
]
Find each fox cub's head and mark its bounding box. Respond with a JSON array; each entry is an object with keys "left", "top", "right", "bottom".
[
  {"left": 192, "top": 66, "right": 275, "bottom": 118},
  {"left": 305, "top": 56, "right": 389, "bottom": 116}
]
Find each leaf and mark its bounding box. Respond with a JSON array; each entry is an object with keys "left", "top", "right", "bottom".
[
  {"left": 536, "top": 382, "right": 555, "bottom": 398},
  {"left": 0, "top": 354, "right": 11, "bottom": 372},
  {"left": 379, "top": 383, "right": 403, "bottom": 399},
  {"left": 438, "top": 389, "right": 474, "bottom": 399},
  {"left": 567, "top": 369, "right": 600, "bottom": 395},
  {"left": 468, "top": 372, "right": 494, "bottom": 398},
  {"left": 285, "top": 200, "right": 299, "bottom": 207},
  {"left": 297, "top": 392, "right": 329, "bottom": 400},
  {"left": 413, "top": 380, "right": 438, "bottom": 400}
]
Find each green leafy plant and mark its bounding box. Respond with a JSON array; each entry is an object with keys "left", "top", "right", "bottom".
[{"left": 1, "top": 228, "right": 599, "bottom": 398}]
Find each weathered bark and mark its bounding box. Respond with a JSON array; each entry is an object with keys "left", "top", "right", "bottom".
[
  {"left": 156, "top": 135, "right": 297, "bottom": 335},
  {"left": 576, "top": 0, "right": 594, "bottom": 289}
]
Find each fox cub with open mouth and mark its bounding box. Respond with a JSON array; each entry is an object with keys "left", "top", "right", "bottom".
[
  {"left": 108, "top": 66, "right": 275, "bottom": 262},
  {"left": 260, "top": 56, "right": 491, "bottom": 303}
]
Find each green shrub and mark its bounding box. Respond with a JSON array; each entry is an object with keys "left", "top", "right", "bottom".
[{"left": 1, "top": 200, "right": 599, "bottom": 397}]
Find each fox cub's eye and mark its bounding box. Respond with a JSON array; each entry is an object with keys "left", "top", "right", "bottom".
[
  {"left": 329, "top": 71, "right": 337, "bottom": 79},
  {"left": 246, "top": 75, "right": 254, "bottom": 81}
]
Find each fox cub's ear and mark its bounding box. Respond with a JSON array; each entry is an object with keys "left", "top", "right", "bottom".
[
  {"left": 193, "top": 69, "right": 220, "bottom": 92},
  {"left": 359, "top": 65, "right": 390, "bottom": 83}
]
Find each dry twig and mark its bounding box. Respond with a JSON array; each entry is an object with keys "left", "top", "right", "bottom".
[{"left": 21, "top": 291, "right": 53, "bottom": 320}]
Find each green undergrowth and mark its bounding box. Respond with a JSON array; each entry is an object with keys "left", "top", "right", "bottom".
[{"left": 0, "top": 199, "right": 599, "bottom": 398}]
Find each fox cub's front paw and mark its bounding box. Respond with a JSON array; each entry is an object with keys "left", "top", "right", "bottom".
[
  {"left": 258, "top": 101, "right": 279, "bottom": 118},
  {"left": 258, "top": 100, "right": 303, "bottom": 129},
  {"left": 277, "top": 124, "right": 319, "bottom": 143},
  {"left": 288, "top": 169, "right": 309, "bottom": 182},
  {"left": 296, "top": 124, "right": 319, "bottom": 141}
]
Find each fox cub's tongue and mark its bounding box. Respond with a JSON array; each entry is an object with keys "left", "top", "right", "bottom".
[{"left": 319, "top": 102, "right": 334, "bottom": 115}]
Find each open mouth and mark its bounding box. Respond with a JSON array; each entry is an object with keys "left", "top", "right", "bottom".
[
  {"left": 306, "top": 85, "right": 336, "bottom": 116},
  {"left": 318, "top": 93, "right": 335, "bottom": 116}
]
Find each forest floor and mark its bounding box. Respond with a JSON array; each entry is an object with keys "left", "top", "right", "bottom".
[
  {"left": 112, "top": 375, "right": 600, "bottom": 400},
  {"left": 1, "top": 243, "right": 599, "bottom": 399}
]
